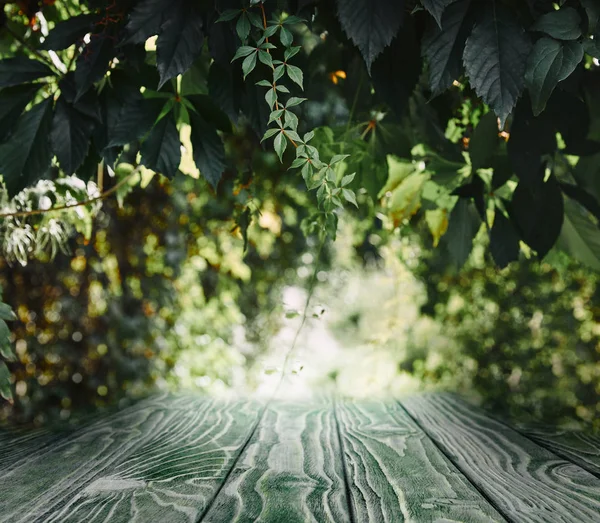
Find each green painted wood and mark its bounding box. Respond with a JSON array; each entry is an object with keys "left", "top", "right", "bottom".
[
  {"left": 516, "top": 425, "right": 600, "bottom": 478},
  {"left": 201, "top": 399, "right": 350, "bottom": 523},
  {"left": 0, "top": 394, "right": 262, "bottom": 523},
  {"left": 401, "top": 393, "right": 600, "bottom": 523},
  {"left": 336, "top": 399, "right": 506, "bottom": 523}
]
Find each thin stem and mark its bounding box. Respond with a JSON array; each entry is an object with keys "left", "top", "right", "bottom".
[{"left": 0, "top": 169, "right": 140, "bottom": 219}]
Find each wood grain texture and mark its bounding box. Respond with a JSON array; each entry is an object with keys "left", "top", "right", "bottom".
[
  {"left": 517, "top": 425, "right": 600, "bottom": 478},
  {"left": 401, "top": 394, "right": 600, "bottom": 523},
  {"left": 336, "top": 399, "right": 505, "bottom": 523},
  {"left": 0, "top": 394, "right": 262, "bottom": 523},
  {"left": 201, "top": 399, "right": 350, "bottom": 523}
]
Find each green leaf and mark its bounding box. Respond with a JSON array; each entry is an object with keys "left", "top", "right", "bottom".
[
  {"left": 186, "top": 94, "right": 232, "bottom": 133},
  {"left": 123, "top": 0, "right": 171, "bottom": 44},
  {"left": 469, "top": 111, "right": 498, "bottom": 170},
  {"left": 525, "top": 38, "right": 584, "bottom": 116},
  {"left": 189, "top": 110, "right": 226, "bottom": 189},
  {"left": 342, "top": 188, "right": 358, "bottom": 207},
  {"left": 0, "top": 361, "right": 12, "bottom": 403},
  {"left": 107, "top": 98, "right": 165, "bottom": 148},
  {"left": 276, "top": 85, "right": 290, "bottom": 93},
  {"left": 336, "top": 0, "right": 404, "bottom": 71},
  {"left": 273, "top": 64, "right": 285, "bottom": 82},
  {"left": 0, "top": 98, "right": 53, "bottom": 196},
  {"left": 0, "top": 84, "right": 41, "bottom": 142},
  {"left": 74, "top": 34, "right": 115, "bottom": 100},
  {"left": 286, "top": 64, "right": 304, "bottom": 89},
  {"left": 421, "top": 0, "right": 456, "bottom": 28},
  {"left": 286, "top": 97, "right": 306, "bottom": 108},
  {"left": 558, "top": 197, "right": 600, "bottom": 270},
  {"left": 284, "top": 110, "right": 298, "bottom": 130},
  {"left": 423, "top": 0, "right": 472, "bottom": 95},
  {"left": 258, "top": 50, "right": 274, "bottom": 69},
  {"left": 274, "top": 131, "right": 287, "bottom": 162},
  {"left": 532, "top": 7, "right": 582, "bottom": 41},
  {"left": 0, "top": 304, "right": 16, "bottom": 322},
  {"left": 236, "top": 13, "right": 251, "bottom": 41},
  {"left": 156, "top": 4, "right": 204, "bottom": 89},
  {"left": 490, "top": 210, "right": 520, "bottom": 268},
  {"left": 280, "top": 26, "right": 293, "bottom": 47},
  {"left": 510, "top": 175, "right": 564, "bottom": 258},
  {"left": 265, "top": 87, "right": 277, "bottom": 109},
  {"left": 444, "top": 198, "right": 481, "bottom": 269},
  {"left": 284, "top": 46, "right": 302, "bottom": 61},
  {"left": 233, "top": 46, "right": 257, "bottom": 61},
  {"left": 40, "top": 13, "right": 100, "bottom": 50},
  {"left": 463, "top": 6, "right": 531, "bottom": 127},
  {"left": 242, "top": 52, "right": 258, "bottom": 79},
  {"left": 51, "top": 97, "right": 95, "bottom": 175},
  {"left": 0, "top": 57, "right": 53, "bottom": 87},
  {"left": 341, "top": 173, "right": 355, "bottom": 186},
  {"left": 217, "top": 9, "right": 241, "bottom": 22},
  {"left": 140, "top": 112, "right": 181, "bottom": 179},
  {"left": 262, "top": 128, "right": 280, "bottom": 142}
]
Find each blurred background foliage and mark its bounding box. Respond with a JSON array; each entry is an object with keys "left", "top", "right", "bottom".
[{"left": 0, "top": 0, "right": 599, "bottom": 432}]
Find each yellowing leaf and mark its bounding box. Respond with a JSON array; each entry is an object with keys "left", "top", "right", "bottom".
[
  {"left": 425, "top": 208, "right": 449, "bottom": 247},
  {"left": 386, "top": 172, "right": 429, "bottom": 226},
  {"left": 378, "top": 155, "right": 416, "bottom": 198}
]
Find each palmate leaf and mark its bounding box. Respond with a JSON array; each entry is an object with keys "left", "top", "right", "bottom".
[
  {"left": 444, "top": 198, "right": 481, "bottom": 269},
  {"left": 0, "top": 84, "right": 41, "bottom": 142},
  {"left": 189, "top": 110, "right": 226, "bottom": 189},
  {"left": 421, "top": 0, "right": 457, "bottom": 28},
  {"left": 469, "top": 111, "right": 499, "bottom": 170},
  {"left": 107, "top": 97, "right": 166, "bottom": 148},
  {"left": 40, "top": 13, "right": 101, "bottom": 50},
  {"left": 123, "top": 0, "right": 172, "bottom": 44},
  {"left": 525, "top": 38, "right": 584, "bottom": 116},
  {"left": 156, "top": 2, "right": 205, "bottom": 89},
  {"left": 74, "top": 33, "right": 115, "bottom": 100},
  {"left": 510, "top": 174, "right": 564, "bottom": 258},
  {"left": 51, "top": 97, "right": 96, "bottom": 175},
  {"left": 336, "top": 0, "right": 404, "bottom": 72},
  {"left": 140, "top": 112, "right": 181, "bottom": 179},
  {"left": 531, "top": 7, "right": 582, "bottom": 41},
  {"left": 490, "top": 210, "right": 520, "bottom": 268},
  {"left": 463, "top": 4, "right": 531, "bottom": 127},
  {"left": 422, "top": 0, "right": 472, "bottom": 95},
  {"left": 0, "top": 57, "right": 54, "bottom": 87},
  {"left": 558, "top": 197, "right": 600, "bottom": 271},
  {"left": 0, "top": 98, "right": 54, "bottom": 196}
]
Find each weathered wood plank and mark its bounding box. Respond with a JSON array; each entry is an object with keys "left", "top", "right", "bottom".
[
  {"left": 201, "top": 399, "right": 350, "bottom": 522},
  {"left": 0, "top": 394, "right": 262, "bottom": 523},
  {"left": 401, "top": 394, "right": 600, "bottom": 522},
  {"left": 336, "top": 399, "right": 505, "bottom": 523},
  {"left": 516, "top": 425, "right": 600, "bottom": 478}
]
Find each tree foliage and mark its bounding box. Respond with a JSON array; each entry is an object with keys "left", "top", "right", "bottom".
[{"left": 1, "top": 0, "right": 600, "bottom": 406}]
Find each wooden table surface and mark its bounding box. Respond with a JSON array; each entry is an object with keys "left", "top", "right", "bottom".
[{"left": 1, "top": 392, "right": 599, "bottom": 522}]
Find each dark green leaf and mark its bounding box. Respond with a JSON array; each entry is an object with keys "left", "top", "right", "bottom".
[
  {"left": 559, "top": 182, "right": 600, "bottom": 221},
  {"left": 0, "top": 84, "right": 41, "bottom": 142},
  {"left": 40, "top": 13, "right": 100, "bottom": 50},
  {"left": 189, "top": 110, "right": 226, "bottom": 189},
  {"left": 490, "top": 210, "right": 520, "bottom": 268},
  {"left": 422, "top": 0, "right": 456, "bottom": 28},
  {"left": 50, "top": 97, "right": 95, "bottom": 174},
  {"left": 372, "top": 23, "right": 422, "bottom": 118},
  {"left": 0, "top": 320, "right": 15, "bottom": 361},
  {"left": 463, "top": 5, "right": 531, "bottom": 127},
  {"left": 186, "top": 94, "right": 232, "bottom": 133},
  {"left": 107, "top": 98, "right": 165, "bottom": 148},
  {"left": 217, "top": 9, "right": 241, "bottom": 22},
  {"left": 236, "top": 13, "right": 251, "bottom": 41},
  {"left": 531, "top": 7, "right": 582, "bottom": 40},
  {"left": 510, "top": 174, "right": 564, "bottom": 258},
  {"left": 0, "top": 303, "right": 16, "bottom": 322},
  {"left": 140, "top": 113, "right": 181, "bottom": 179},
  {"left": 507, "top": 96, "right": 556, "bottom": 187},
  {"left": 0, "top": 361, "right": 12, "bottom": 403},
  {"left": 0, "top": 98, "right": 53, "bottom": 196},
  {"left": 558, "top": 197, "right": 600, "bottom": 270},
  {"left": 242, "top": 52, "right": 258, "bottom": 79},
  {"left": 286, "top": 64, "right": 304, "bottom": 89},
  {"left": 280, "top": 26, "right": 293, "bottom": 47},
  {"left": 469, "top": 111, "right": 498, "bottom": 170},
  {"left": 156, "top": 3, "right": 205, "bottom": 89},
  {"left": 444, "top": 198, "right": 481, "bottom": 269},
  {"left": 423, "top": 0, "right": 472, "bottom": 95},
  {"left": 525, "top": 38, "right": 584, "bottom": 116},
  {"left": 336, "top": 0, "right": 404, "bottom": 72},
  {"left": 123, "top": 0, "right": 171, "bottom": 44},
  {"left": 0, "top": 57, "right": 53, "bottom": 87},
  {"left": 74, "top": 34, "right": 115, "bottom": 100}
]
